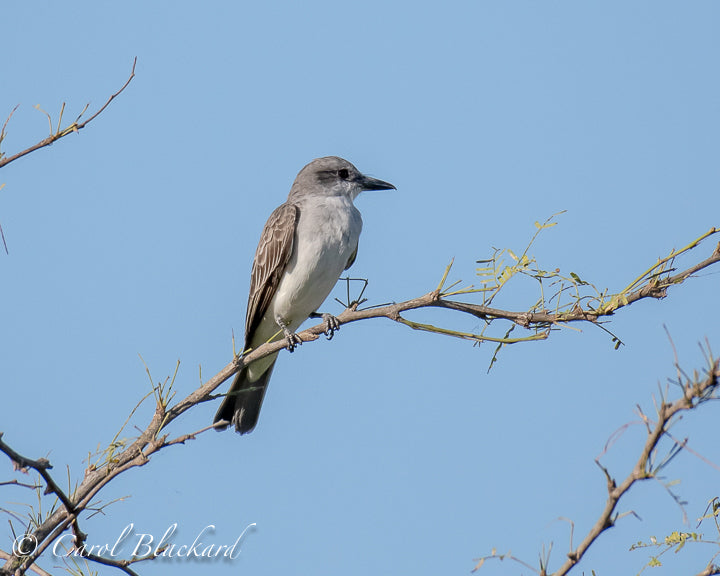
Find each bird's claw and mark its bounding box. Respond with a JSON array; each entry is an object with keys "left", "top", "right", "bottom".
[
  {"left": 322, "top": 313, "right": 340, "bottom": 340},
  {"left": 283, "top": 328, "right": 303, "bottom": 352}
]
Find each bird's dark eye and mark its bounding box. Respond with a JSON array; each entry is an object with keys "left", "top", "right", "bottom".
[{"left": 338, "top": 168, "right": 349, "bottom": 180}]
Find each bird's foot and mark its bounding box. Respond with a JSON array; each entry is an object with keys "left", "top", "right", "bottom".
[
  {"left": 321, "top": 313, "right": 340, "bottom": 340},
  {"left": 283, "top": 327, "right": 303, "bottom": 352},
  {"left": 277, "top": 319, "right": 303, "bottom": 352}
]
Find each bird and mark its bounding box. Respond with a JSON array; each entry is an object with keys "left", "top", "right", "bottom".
[{"left": 213, "top": 156, "right": 395, "bottom": 434}]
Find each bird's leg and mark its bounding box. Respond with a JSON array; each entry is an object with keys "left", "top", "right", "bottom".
[
  {"left": 275, "top": 316, "right": 303, "bottom": 352},
  {"left": 309, "top": 311, "right": 341, "bottom": 340}
]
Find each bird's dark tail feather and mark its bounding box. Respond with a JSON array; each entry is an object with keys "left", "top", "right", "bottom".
[{"left": 213, "top": 362, "right": 275, "bottom": 434}]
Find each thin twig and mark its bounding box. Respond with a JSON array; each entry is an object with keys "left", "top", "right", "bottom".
[
  {"left": 71, "top": 551, "right": 141, "bottom": 576},
  {"left": 0, "top": 479, "right": 40, "bottom": 490}
]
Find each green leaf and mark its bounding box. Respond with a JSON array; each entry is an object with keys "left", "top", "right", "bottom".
[{"left": 570, "top": 272, "right": 589, "bottom": 285}]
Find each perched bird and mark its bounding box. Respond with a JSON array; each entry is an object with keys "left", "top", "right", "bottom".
[{"left": 214, "top": 156, "right": 395, "bottom": 434}]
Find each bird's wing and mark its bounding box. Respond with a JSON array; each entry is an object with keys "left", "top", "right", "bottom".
[
  {"left": 244, "top": 202, "right": 298, "bottom": 343},
  {"left": 344, "top": 244, "right": 358, "bottom": 270}
]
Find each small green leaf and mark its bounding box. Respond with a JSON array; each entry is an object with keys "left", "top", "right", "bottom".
[{"left": 570, "top": 272, "right": 589, "bottom": 285}]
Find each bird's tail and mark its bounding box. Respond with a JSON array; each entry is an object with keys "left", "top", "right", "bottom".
[{"left": 213, "top": 362, "right": 276, "bottom": 434}]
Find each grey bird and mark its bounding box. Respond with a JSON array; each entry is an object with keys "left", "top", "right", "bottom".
[{"left": 214, "top": 156, "right": 395, "bottom": 434}]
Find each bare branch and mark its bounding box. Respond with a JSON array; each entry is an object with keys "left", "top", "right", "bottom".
[
  {"left": 550, "top": 352, "right": 720, "bottom": 575},
  {"left": 0, "top": 479, "right": 40, "bottom": 490},
  {"left": 0, "top": 434, "right": 86, "bottom": 551},
  {"left": 0, "top": 58, "right": 136, "bottom": 170}
]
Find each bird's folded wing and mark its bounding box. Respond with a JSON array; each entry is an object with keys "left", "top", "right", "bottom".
[{"left": 244, "top": 202, "right": 298, "bottom": 343}]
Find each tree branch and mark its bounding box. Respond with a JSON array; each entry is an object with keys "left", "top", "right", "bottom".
[
  {"left": 0, "top": 58, "right": 136, "bottom": 170},
  {"left": 0, "top": 433, "right": 86, "bottom": 548},
  {"left": 473, "top": 351, "right": 720, "bottom": 575},
  {"left": 0, "top": 551, "right": 50, "bottom": 576},
  {"left": 556, "top": 353, "right": 719, "bottom": 574},
  {"left": 2, "top": 228, "right": 719, "bottom": 575}
]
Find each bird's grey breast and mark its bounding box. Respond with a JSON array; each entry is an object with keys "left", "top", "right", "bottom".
[{"left": 297, "top": 194, "right": 362, "bottom": 260}]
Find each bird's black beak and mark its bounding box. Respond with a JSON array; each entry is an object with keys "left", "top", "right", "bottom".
[{"left": 358, "top": 174, "right": 396, "bottom": 191}]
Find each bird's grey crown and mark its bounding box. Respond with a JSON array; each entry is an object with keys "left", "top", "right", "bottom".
[{"left": 288, "top": 157, "right": 358, "bottom": 199}]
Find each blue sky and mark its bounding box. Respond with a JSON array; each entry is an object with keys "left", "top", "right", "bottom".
[{"left": 2, "top": 2, "right": 719, "bottom": 575}]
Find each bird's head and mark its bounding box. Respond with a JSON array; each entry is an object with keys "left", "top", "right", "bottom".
[{"left": 289, "top": 156, "right": 395, "bottom": 201}]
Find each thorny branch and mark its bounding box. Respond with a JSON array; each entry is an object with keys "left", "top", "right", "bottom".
[
  {"left": 0, "top": 435, "right": 86, "bottom": 547},
  {"left": 472, "top": 348, "right": 720, "bottom": 576},
  {"left": 1, "top": 228, "right": 719, "bottom": 575},
  {"left": 555, "top": 352, "right": 720, "bottom": 576}
]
